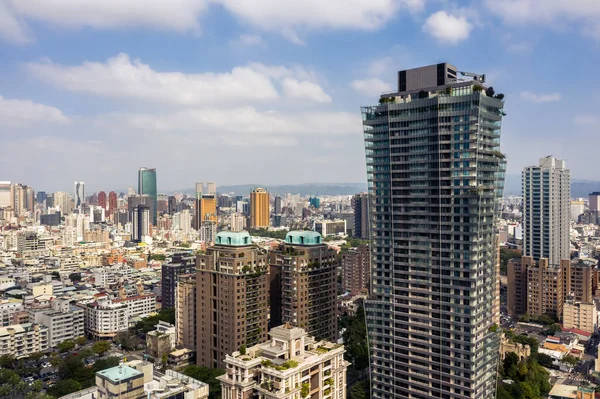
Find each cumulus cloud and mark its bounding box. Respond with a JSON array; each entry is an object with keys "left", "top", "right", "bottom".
[
  {"left": 232, "top": 34, "right": 265, "bottom": 47},
  {"left": 350, "top": 78, "right": 392, "bottom": 96},
  {"left": 0, "top": 0, "right": 427, "bottom": 45},
  {"left": 0, "top": 95, "right": 70, "bottom": 127},
  {"left": 574, "top": 115, "right": 599, "bottom": 126},
  {"left": 423, "top": 10, "right": 472, "bottom": 44},
  {"left": 27, "top": 54, "right": 330, "bottom": 105},
  {"left": 520, "top": 91, "right": 561, "bottom": 103},
  {"left": 281, "top": 78, "right": 332, "bottom": 103}
]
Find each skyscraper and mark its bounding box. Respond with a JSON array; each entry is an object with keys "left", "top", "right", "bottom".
[
  {"left": 162, "top": 253, "right": 196, "bottom": 310},
  {"left": 138, "top": 167, "right": 157, "bottom": 225},
  {"left": 362, "top": 63, "right": 506, "bottom": 399},
  {"left": 196, "top": 231, "right": 269, "bottom": 369},
  {"left": 194, "top": 182, "right": 217, "bottom": 228},
  {"left": 74, "top": 181, "right": 85, "bottom": 209},
  {"left": 269, "top": 231, "right": 338, "bottom": 342},
  {"left": 97, "top": 191, "right": 107, "bottom": 210},
  {"left": 274, "top": 195, "right": 282, "bottom": 215},
  {"left": 250, "top": 187, "right": 269, "bottom": 228},
  {"left": 522, "top": 156, "right": 570, "bottom": 266},
  {"left": 352, "top": 192, "right": 370, "bottom": 239},
  {"left": 0, "top": 182, "right": 11, "bottom": 209},
  {"left": 131, "top": 204, "right": 149, "bottom": 242},
  {"left": 108, "top": 191, "right": 117, "bottom": 213}
]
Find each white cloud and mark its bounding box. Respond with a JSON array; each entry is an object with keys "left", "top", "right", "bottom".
[
  {"left": 0, "top": 95, "right": 70, "bottom": 127},
  {"left": 0, "top": 0, "right": 426, "bottom": 45},
  {"left": 423, "top": 10, "right": 472, "bottom": 44},
  {"left": 350, "top": 78, "right": 392, "bottom": 96},
  {"left": 520, "top": 91, "right": 561, "bottom": 103},
  {"left": 486, "top": 0, "right": 600, "bottom": 38},
  {"left": 232, "top": 34, "right": 265, "bottom": 47},
  {"left": 27, "top": 54, "right": 330, "bottom": 105},
  {"left": 281, "top": 78, "right": 331, "bottom": 103},
  {"left": 574, "top": 115, "right": 599, "bottom": 126}
]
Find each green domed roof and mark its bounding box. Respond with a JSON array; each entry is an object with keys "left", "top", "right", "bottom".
[
  {"left": 215, "top": 231, "right": 252, "bottom": 246},
  {"left": 285, "top": 231, "right": 323, "bottom": 245}
]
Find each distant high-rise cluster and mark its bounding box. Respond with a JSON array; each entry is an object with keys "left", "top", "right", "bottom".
[{"left": 138, "top": 168, "right": 157, "bottom": 225}]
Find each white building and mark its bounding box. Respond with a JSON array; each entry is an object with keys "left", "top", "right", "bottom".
[
  {"left": 0, "top": 299, "right": 23, "bottom": 327},
  {"left": 113, "top": 294, "right": 156, "bottom": 320},
  {"left": 230, "top": 213, "right": 246, "bottom": 232},
  {"left": 30, "top": 305, "right": 84, "bottom": 348},
  {"left": 79, "top": 296, "right": 128, "bottom": 339},
  {"left": 0, "top": 323, "right": 48, "bottom": 358}
]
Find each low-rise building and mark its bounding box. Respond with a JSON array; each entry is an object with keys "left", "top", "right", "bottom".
[
  {"left": 30, "top": 305, "right": 84, "bottom": 348},
  {"left": 79, "top": 296, "right": 128, "bottom": 339},
  {"left": 218, "top": 324, "right": 349, "bottom": 399},
  {"left": 0, "top": 323, "right": 48, "bottom": 358},
  {"left": 0, "top": 299, "right": 24, "bottom": 326},
  {"left": 147, "top": 321, "right": 176, "bottom": 360},
  {"left": 113, "top": 294, "right": 156, "bottom": 320},
  {"left": 96, "top": 365, "right": 146, "bottom": 399}
]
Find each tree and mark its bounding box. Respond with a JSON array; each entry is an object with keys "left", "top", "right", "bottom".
[
  {"left": 562, "top": 355, "right": 579, "bottom": 366},
  {"left": 30, "top": 380, "right": 43, "bottom": 392},
  {"left": 161, "top": 353, "right": 168, "bottom": 370},
  {"left": 92, "top": 340, "right": 111, "bottom": 355},
  {"left": 48, "top": 379, "right": 82, "bottom": 398},
  {"left": 239, "top": 345, "right": 246, "bottom": 356},
  {"left": 182, "top": 366, "right": 225, "bottom": 399},
  {"left": 149, "top": 254, "right": 166, "bottom": 261},
  {"left": 132, "top": 308, "right": 175, "bottom": 335},
  {"left": 75, "top": 336, "right": 88, "bottom": 346},
  {"left": 78, "top": 348, "right": 94, "bottom": 359},
  {"left": 115, "top": 331, "right": 142, "bottom": 351},
  {"left": 533, "top": 353, "right": 554, "bottom": 368},
  {"left": 350, "top": 380, "right": 369, "bottom": 399},
  {"left": 485, "top": 86, "right": 496, "bottom": 97},
  {"left": 500, "top": 248, "right": 521, "bottom": 274},
  {"left": 0, "top": 355, "right": 15, "bottom": 369},
  {"left": 68, "top": 273, "right": 81, "bottom": 282},
  {"left": 544, "top": 323, "right": 561, "bottom": 336},
  {"left": 93, "top": 357, "right": 120, "bottom": 372},
  {"left": 57, "top": 339, "right": 76, "bottom": 353}
]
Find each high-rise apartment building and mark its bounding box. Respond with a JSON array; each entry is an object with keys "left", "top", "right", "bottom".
[
  {"left": 362, "top": 63, "right": 506, "bottom": 399},
  {"left": 196, "top": 232, "right": 269, "bottom": 369},
  {"left": 97, "top": 191, "right": 107, "bottom": 210},
  {"left": 132, "top": 205, "right": 150, "bottom": 242},
  {"left": 0, "top": 182, "right": 11, "bottom": 209},
  {"left": 194, "top": 182, "right": 217, "bottom": 228},
  {"left": 341, "top": 244, "right": 370, "bottom": 294},
  {"left": 138, "top": 167, "right": 158, "bottom": 225},
  {"left": 53, "top": 191, "right": 73, "bottom": 215},
  {"left": 590, "top": 192, "right": 600, "bottom": 213},
  {"left": 108, "top": 191, "right": 117, "bottom": 213},
  {"left": 176, "top": 274, "right": 196, "bottom": 349},
  {"left": 230, "top": 213, "right": 246, "bottom": 232},
  {"left": 250, "top": 187, "right": 269, "bottom": 228},
  {"left": 74, "top": 181, "right": 85, "bottom": 209},
  {"left": 352, "top": 193, "right": 370, "bottom": 239},
  {"left": 522, "top": 157, "right": 570, "bottom": 266},
  {"left": 269, "top": 231, "right": 337, "bottom": 342},
  {"left": 162, "top": 253, "right": 196, "bottom": 310}
]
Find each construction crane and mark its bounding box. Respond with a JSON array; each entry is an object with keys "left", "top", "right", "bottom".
[{"left": 460, "top": 71, "right": 486, "bottom": 83}]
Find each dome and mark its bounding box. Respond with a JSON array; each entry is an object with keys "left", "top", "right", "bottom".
[
  {"left": 285, "top": 231, "right": 323, "bottom": 246},
  {"left": 215, "top": 231, "right": 252, "bottom": 246}
]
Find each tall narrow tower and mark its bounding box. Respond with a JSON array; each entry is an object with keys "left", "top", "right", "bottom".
[
  {"left": 250, "top": 187, "right": 269, "bottom": 228},
  {"left": 362, "top": 63, "right": 506, "bottom": 399},
  {"left": 74, "top": 182, "right": 85, "bottom": 209},
  {"left": 138, "top": 167, "right": 157, "bottom": 225},
  {"left": 522, "top": 156, "right": 570, "bottom": 266},
  {"left": 194, "top": 182, "right": 217, "bottom": 229}
]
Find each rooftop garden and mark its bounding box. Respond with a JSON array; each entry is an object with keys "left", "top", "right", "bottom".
[{"left": 261, "top": 359, "right": 299, "bottom": 371}]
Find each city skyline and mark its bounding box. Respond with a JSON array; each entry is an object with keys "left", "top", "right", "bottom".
[{"left": 2, "top": 1, "right": 600, "bottom": 190}]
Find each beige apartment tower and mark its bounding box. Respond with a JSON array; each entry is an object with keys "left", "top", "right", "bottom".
[
  {"left": 563, "top": 301, "right": 598, "bottom": 334},
  {"left": 196, "top": 232, "right": 269, "bottom": 369},
  {"left": 176, "top": 274, "right": 196, "bottom": 350},
  {"left": 269, "top": 231, "right": 337, "bottom": 342},
  {"left": 250, "top": 187, "right": 270, "bottom": 228}
]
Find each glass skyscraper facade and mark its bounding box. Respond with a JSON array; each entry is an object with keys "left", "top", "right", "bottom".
[
  {"left": 362, "top": 63, "right": 506, "bottom": 399},
  {"left": 138, "top": 167, "right": 157, "bottom": 225}
]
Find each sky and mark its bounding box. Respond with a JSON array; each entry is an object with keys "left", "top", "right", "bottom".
[{"left": 1, "top": 0, "right": 600, "bottom": 193}]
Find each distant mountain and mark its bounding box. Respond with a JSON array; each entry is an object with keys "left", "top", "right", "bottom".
[
  {"left": 504, "top": 174, "right": 600, "bottom": 198},
  {"left": 174, "top": 183, "right": 368, "bottom": 197}
]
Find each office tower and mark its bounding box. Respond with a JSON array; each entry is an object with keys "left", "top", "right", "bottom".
[
  {"left": 54, "top": 191, "right": 73, "bottom": 215},
  {"left": 162, "top": 253, "right": 196, "bottom": 310},
  {"left": 362, "top": 63, "right": 506, "bottom": 399},
  {"left": 138, "top": 167, "right": 157, "bottom": 225},
  {"left": 0, "top": 182, "right": 10, "bottom": 209},
  {"left": 352, "top": 193, "right": 370, "bottom": 239},
  {"left": 196, "top": 232, "right": 269, "bottom": 369},
  {"left": 97, "top": 191, "right": 107, "bottom": 210},
  {"left": 194, "top": 182, "right": 217, "bottom": 228},
  {"left": 250, "top": 187, "right": 269, "bottom": 228},
  {"left": 217, "top": 194, "right": 233, "bottom": 208},
  {"left": 36, "top": 191, "right": 47, "bottom": 205},
  {"left": 570, "top": 199, "right": 585, "bottom": 221},
  {"left": 132, "top": 204, "right": 149, "bottom": 242},
  {"left": 218, "top": 325, "right": 349, "bottom": 399},
  {"left": 269, "top": 231, "right": 337, "bottom": 341},
  {"left": 168, "top": 195, "right": 177, "bottom": 215},
  {"left": 274, "top": 195, "right": 282, "bottom": 215},
  {"left": 108, "top": 191, "right": 117, "bottom": 213},
  {"left": 590, "top": 192, "right": 600, "bottom": 213},
  {"left": 74, "top": 181, "right": 85, "bottom": 209},
  {"left": 176, "top": 274, "right": 196, "bottom": 349},
  {"left": 236, "top": 200, "right": 249, "bottom": 215},
  {"left": 522, "top": 156, "right": 570, "bottom": 266},
  {"left": 341, "top": 244, "right": 370, "bottom": 294},
  {"left": 309, "top": 196, "right": 321, "bottom": 209},
  {"left": 230, "top": 213, "right": 246, "bottom": 232}
]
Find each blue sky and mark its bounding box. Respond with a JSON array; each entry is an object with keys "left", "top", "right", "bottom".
[{"left": 1, "top": 0, "right": 599, "bottom": 193}]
